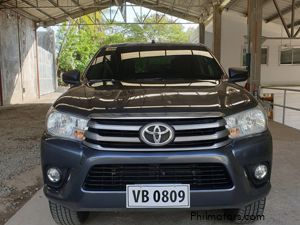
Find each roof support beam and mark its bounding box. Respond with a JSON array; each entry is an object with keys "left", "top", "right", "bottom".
[
  {"left": 127, "top": 0, "right": 200, "bottom": 23},
  {"left": 272, "top": 0, "right": 291, "bottom": 37},
  {"left": 184, "top": 0, "right": 193, "bottom": 18},
  {"left": 43, "top": 6, "right": 107, "bottom": 26},
  {"left": 226, "top": 0, "right": 240, "bottom": 9},
  {"left": 263, "top": 35, "right": 300, "bottom": 39},
  {"left": 41, "top": 0, "right": 114, "bottom": 26},
  {"left": 199, "top": 22, "right": 205, "bottom": 44},
  {"left": 248, "top": 0, "right": 262, "bottom": 95},
  {"left": 294, "top": 27, "right": 300, "bottom": 37},
  {"left": 265, "top": 0, "right": 300, "bottom": 23},
  {"left": 171, "top": 0, "right": 176, "bottom": 10},
  {"left": 0, "top": 0, "right": 42, "bottom": 21},
  {"left": 47, "top": 0, "right": 73, "bottom": 16},
  {"left": 213, "top": 4, "right": 222, "bottom": 61},
  {"left": 70, "top": 0, "right": 85, "bottom": 10},
  {"left": 287, "top": 19, "right": 300, "bottom": 28},
  {"left": 21, "top": 0, "right": 55, "bottom": 19},
  {"left": 13, "top": 9, "right": 41, "bottom": 21},
  {"left": 291, "top": 0, "right": 295, "bottom": 36},
  {"left": 0, "top": 0, "right": 11, "bottom": 4},
  {"left": 0, "top": 1, "right": 209, "bottom": 10},
  {"left": 4, "top": 0, "right": 204, "bottom": 26}
]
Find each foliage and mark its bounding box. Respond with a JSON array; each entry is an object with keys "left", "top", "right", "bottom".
[
  {"left": 56, "top": 15, "right": 103, "bottom": 74},
  {"left": 122, "top": 16, "right": 191, "bottom": 43},
  {"left": 56, "top": 13, "right": 193, "bottom": 76}
]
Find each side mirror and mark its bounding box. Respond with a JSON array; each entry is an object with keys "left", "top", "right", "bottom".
[
  {"left": 62, "top": 70, "right": 81, "bottom": 85},
  {"left": 228, "top": 67, "right": 249, "bottom": 83}
]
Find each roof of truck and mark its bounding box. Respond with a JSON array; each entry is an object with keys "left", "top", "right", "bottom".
[{"left": 101, "top": 42, "right": 209, "bottom": 52}]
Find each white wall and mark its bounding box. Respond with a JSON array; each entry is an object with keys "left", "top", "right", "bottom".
[
  {"left": 191, "top": 11, "right": 300, "bottom": 86},
  {"left": 0, "top": 10, "right": 57, "bottom": 105},
  {"left": 189, "top": 11, "right": 300, "bottom": 129},
  {"left": 218, "top": 11, "right": 300, "bottom": 129},
  {"left": 219, "top": 11, "right": 247, "bottom": 73},
  {"left": 218, "top": 11, "right": 300, "bottom": 86},
  {"left": 37, "top": 29, "right": 57, "bottom": 96},
  {"left": 261, "top": 39, "right": 300, "bottom": 86},
  {"left": 0, "top": 10, "right": 38, "bottom": 105},
  {"left": 189, "top": 28, "right": 213, "bottom": 50}
]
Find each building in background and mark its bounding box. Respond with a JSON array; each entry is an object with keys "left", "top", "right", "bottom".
[
  {"left": 0, "top": 10, "right": 56, "bottom": 106},
  {"left": 191, "top": 11, "right": 300, "bottom": 86},
  {"left": 191, "top": 10, "right": 300, "bottom": 130},
  {"left": 37, "top": 28, "right": 57, "bottom": 96}
]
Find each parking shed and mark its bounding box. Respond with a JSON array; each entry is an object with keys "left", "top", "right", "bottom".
[
  {"left": 0, "top": 1, "right": 300, "bottom": 225},
  {"left": 1, "top": 1, "right": 300, "bottom": 107}
]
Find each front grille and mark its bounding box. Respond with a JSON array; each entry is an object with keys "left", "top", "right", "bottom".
[
  {"left": 83, "top": 115, "right": 230, "bottom": 151},
  {"left": 83, "top": 163, "right": 233, "bottom": 191}
]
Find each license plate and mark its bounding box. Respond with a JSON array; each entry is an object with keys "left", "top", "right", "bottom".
[{"left": 126, "top": 184, "right": 190, "bottom": 208}]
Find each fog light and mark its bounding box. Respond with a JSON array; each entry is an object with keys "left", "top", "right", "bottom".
[
  {"left": 47, "top": 168, "right": 61, "bottom": 183},
  {"left": 254, "top": 165, "right": 268, "bottom": 180}
]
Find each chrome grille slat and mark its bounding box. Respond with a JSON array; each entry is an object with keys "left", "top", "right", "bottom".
[
  {"left": 174, "top": 130, "right": 229, "bottom": 142},
  {"left": 88, "top": 119, "right": 226, "bottom": 131},
  {"left": 88, "top": 121, "right": 141, "bottom": 131},
  {"left": 173, "top": 120, "right": 226, "bottom": 130},
  {"left": 83, "top": 139, "right": 231, "bottom": 151},
  {"left": 83, "top": 115, "right": 230, "bottom": 151},
  {"left": 85, "top": 131, "right": 140, "bottom": 143}
]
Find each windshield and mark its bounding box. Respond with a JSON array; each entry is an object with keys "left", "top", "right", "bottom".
[{"left": 86, "top": 47, "right": 224, "bottom": 81}]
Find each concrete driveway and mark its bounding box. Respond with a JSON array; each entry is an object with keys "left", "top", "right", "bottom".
[{"left": 4, "top": 122, "right": 300, "bottom": 225}]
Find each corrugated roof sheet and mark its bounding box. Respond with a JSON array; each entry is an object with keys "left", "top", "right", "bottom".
[{"left": 0, "top": 0, "right": 299, "bottom": 28}]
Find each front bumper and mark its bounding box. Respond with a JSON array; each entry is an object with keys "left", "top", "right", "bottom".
[{"left": 41, "top": 131, "right": 272, "bottom": 211}]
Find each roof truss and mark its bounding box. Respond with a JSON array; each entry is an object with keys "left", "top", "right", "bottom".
[
  {"left": 0, "top": 0, "right": 222, "bottom": 26},
  {"left": 0, "top": 0, "right": 298, "bottom": 38},
  {"left": 265, "top": 0, "right": 300, "bottom": 23}
]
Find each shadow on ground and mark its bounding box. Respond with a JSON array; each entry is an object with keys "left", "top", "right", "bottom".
[{"left": 0, "top": 104, "right": 51, "bottom": 225}]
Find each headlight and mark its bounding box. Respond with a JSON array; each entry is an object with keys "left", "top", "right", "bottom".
[
  {"left": 225, "top": 106, "right": 267, "bottom": 139},
  {"left": 46, "top": 109, "right": 88, "bottom": 141}
]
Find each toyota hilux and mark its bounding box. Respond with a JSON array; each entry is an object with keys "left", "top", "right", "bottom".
[{"left": 41, "top": 43, "right": 272, "bottom": 225}]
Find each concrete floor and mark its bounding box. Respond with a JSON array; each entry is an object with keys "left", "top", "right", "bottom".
[
  {"left": 4, "top": 121, "right": 300, "bottom": 225},
  {"left": 0, "top": 92, "right": 65, "bottom": 225},
  {"left": 0, "top": 103, "right": 51, "bottom": 225}
]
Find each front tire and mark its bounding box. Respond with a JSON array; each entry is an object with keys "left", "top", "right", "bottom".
[
  {"left": 230, "top": 198, "right": 266, "bottom": 223},
  {"left": 49, "top": 201, "right": 89, "bottom": 225}
]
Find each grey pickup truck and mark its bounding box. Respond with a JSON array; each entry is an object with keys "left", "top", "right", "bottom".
[{"left": 41, "top": 43, "right": 272, "bottom": 225}]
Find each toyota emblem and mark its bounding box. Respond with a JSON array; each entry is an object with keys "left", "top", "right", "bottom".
[{"left": 140, "top": 123, "right": 174, "bottom": 146}]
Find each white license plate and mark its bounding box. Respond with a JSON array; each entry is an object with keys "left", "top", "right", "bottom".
[{"left": 126, "top": 184, "right": 190, "bottom": 208}]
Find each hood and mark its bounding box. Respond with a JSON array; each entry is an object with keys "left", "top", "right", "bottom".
[{"left": 53, "top": 80, "right": 257, "bottom": 118}]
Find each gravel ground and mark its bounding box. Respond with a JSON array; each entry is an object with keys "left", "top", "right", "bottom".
[{"left": 0, "top": 103, "right": 51, "bottom": 224}]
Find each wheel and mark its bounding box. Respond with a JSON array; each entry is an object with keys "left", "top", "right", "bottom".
[
  {"left": 49, "top": 201, "right": 89, "bottom": 225},
  {"left": 228, "top": 198, "right": 266, "bottom": 224}
]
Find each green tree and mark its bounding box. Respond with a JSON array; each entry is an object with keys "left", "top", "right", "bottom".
[
  {"left": 56, "top": 15, "right": 104, "bottom": 74},
  {"left": 56, "top": 13, "right": 193, "bottom": 77},
  {"left": 123, "top": 16, "right": 190, "bottom": 43}
]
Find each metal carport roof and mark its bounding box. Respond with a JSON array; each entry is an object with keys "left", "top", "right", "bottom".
[
  {"left": 0, "top": 0, "right": 299, "bottom": 36},
  {"left": 0, "top": 0, "right": 219, "bottom": 26},
  {"left": 0, "top": 1, "right": 296, "bottom": 24}
]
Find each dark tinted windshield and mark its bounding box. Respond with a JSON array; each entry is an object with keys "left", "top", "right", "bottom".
[{"left": 86, "top": 47, "right": 224, "bottom": 81}]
